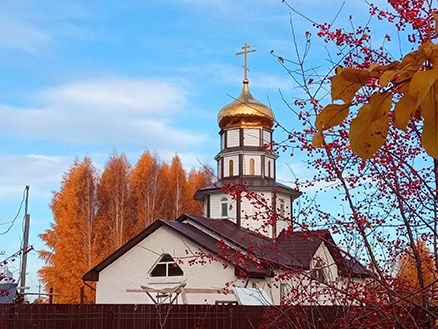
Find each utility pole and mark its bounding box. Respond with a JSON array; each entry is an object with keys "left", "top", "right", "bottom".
[{"left": 19, "top": 185, "right": 30, "bottom": 295}]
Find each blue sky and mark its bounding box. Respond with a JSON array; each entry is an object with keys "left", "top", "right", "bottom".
[{"left": 0, "top": 0, "right": 380, "bottom": 296}]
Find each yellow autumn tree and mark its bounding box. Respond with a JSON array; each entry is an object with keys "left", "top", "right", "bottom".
[
  {"left": 313, "top": 16, "right": 438, "bottom": 159},
  {"left": 130, "top": 151, "right": 162, "bottom": 234},
  {"left": 160, "top": 155, "right": 188, "bottom": 219},
  {"left": 397, "top": 240, "right": 437, "bottom": 303},
  {"left": 40, "top": 152, "right": 213, "bottom": 303},
  {"left": 39, "top": 157, "right": 97, "bottom": 303},
  {"left": 93, "top": 153, "right": 133, "bottom": 262},
  {"left": 184, "top": 166, "right": 214, "bottom": 215}
]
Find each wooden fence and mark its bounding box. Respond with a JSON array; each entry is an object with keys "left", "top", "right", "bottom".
[{"left": 0, "top": 304, "right": 435, "bottom": 329}]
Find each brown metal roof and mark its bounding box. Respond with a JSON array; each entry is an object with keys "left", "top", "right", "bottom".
[
  {"left": 277, "top": 228, "right": 368, "bottom": 277},
  {"left": 161, "top": 220, "right": 271, "bottom": 278},
  {"left": 193, "top": 179, "right": 301, "bottom": 200},
  {"left": 183, "top": 215, "right": 367, "bottom": 277},
  {"left": 83, "top": 218, "right": 271, "bottom": 282},
  {"left": 182, "top": 215, "right": 302, "bottom": 268},
  {"left": 83, "top": 214, "right": 367, "bottom": 282}
]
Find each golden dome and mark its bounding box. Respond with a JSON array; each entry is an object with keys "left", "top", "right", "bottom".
[{"left": 218, "top": 80, "right": 274, "bottom": 130}]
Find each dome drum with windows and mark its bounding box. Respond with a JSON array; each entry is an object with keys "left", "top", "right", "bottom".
[{"left": 194, "top": 43, "right": 301, "bottom": 239}]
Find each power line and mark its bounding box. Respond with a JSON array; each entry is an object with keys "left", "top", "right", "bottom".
[{"left": 0, "top": 187, "right": 26, "bottom": 235}]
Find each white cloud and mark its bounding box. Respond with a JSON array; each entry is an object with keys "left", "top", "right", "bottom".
[
  {"left": 0, "top": 78, "right": 204, "bottom": 148},
  {"left": 0, "top": 17, "right": 51, "bottom": 53},
  {"left": 0, "top": 154, "right": 72, "bottom": 200}
]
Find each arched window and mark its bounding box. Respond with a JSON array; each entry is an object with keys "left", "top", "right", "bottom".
[
  {"left": 229, "top": 159, "right": 234, "bottom": 176},
  {"left": 267, "top": 161, "right": 271, "bottom": 178},
  {"left": 311, "top": 260, "right": 326, "bottom": 283},
  {"left": 150, "top": 254, "right": 183, "bottom": 277},
  {"left": 221, "top": 197, "right": 228, "bottom": 217},
  {"left": 249, "top": 158, "right": 255, "bottom": 175}
]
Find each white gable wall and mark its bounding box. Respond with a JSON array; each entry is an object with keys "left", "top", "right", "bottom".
[
  {"left": 96, "top": 226, "right": 239, "bottom": 304},
  {"left": 94, "top": 223, "right": 361, "bottom": 305}
]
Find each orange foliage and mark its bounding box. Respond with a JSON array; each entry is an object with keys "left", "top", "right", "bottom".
[
  {"left": 39, "top": 158, "right": 97, "bottom": 303},
  {"left": 397, "top": 240, "right": 437, "bottom": 303},
  {"left": 184, "top": 167, "right": 214, "bottom": 214},
  {"left": 130, "top": 152, "right": 161, "bottom": 233},
  {"left": 93, "top": 153, "right": 133, "bottom": 262},
  {"left": 39, "top": 152, "right": 212, "bottom": 303}
]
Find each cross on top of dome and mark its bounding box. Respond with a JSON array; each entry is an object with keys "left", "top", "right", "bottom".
[{"left": 236, "top": 43, "right": 256, "bottom": 83}]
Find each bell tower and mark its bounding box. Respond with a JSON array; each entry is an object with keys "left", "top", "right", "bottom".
[{"left": 194, "top": 44, "right": 301, "bottom": 238}]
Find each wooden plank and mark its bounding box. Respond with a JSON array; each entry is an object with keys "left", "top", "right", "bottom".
[{"left": 126, "top": 287, "right": 231, "bottom": 294}]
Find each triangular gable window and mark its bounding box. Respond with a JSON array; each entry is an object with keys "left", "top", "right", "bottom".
[
  {"left": 311, "top": 260, "right": 326, "bottom": 283},
  {"left": 150, "top": 254, "right": 183, "bottom": 277}
]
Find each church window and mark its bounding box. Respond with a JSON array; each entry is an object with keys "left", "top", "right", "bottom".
[
  {"left": 267, "top": 161, "right": 271, "bottom": 178},
  {"left": 229, "top": 159, "right": 234, "bottom": 176},
  {"left": 150, "top": 254, "right": 183, "bottom": 277},
  {"left": 221, "top": 197, "right": 228, "bottom": 217},
  {"left": 249, "top": 158, "right": 255, "bottom": 175},
  {"left": 311, "top": 260, "right": 326, "bottom": 283},
  {"left": 279, "top": 199, "right": 285, "bottom": 217}
]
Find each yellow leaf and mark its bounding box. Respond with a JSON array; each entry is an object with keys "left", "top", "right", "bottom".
[
  {"left": 409, "top": 68, "right": 438, "bottom": 109},
  {"left": 349, "top": 93, "right": 392, "bottom": 159},
  {"left": 401, "top": 50, "right": 426, "bottom": 68},
  {"left": 420, "top": 40, "right": 438, "bottom": 66},
  {"left": 419, "top": 81, "right": 438, "bottom": 159},
  {"left": 368, "top": 63, "right": 381, "bottom": 72},
  {"left": 340, "top": 68, "right": 371, "bottom": 84},
  {"left": 315, "top": 103, "right": 350, "bottom": 131},
  {"left": 380, "top": 70, "right": 397, "bottom": 87},
  {"left": 312, "top": 131, "right": 324, "bottom": 147},
  {"left": 369, "top": 61, "right": 400, "bottom": 73},
  {"left": 396, "top": 50, "right": 427, "bottom": 84},
  {"left": 393, "top": 95, "right": 417, "bottom": 131},
  {"left": 331, "top": 72, "right": 362, "bottom": 103}
]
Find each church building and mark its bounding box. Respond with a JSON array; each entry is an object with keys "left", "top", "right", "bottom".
[{"left": 83, "top": 44, "right": 366, "bottom": 305}]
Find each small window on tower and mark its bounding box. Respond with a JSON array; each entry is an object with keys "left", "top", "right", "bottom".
[
  {"left": 221, "top": 197, "right": 228, "bottom": 217},
  {"left": 229, "top": 159, "right": 234, "bottom": 176},
  {"left": 249, "top": 158, "right": 255, "bottom": 175},
  {"left": 150, "top": 254, "right": 183, "bottom": 277},
  {"left": 267, "top": 161, "right": 271, "bottom": 178},
  {"left": 279, "top": 199, "right": 285, "bottom": 217}
]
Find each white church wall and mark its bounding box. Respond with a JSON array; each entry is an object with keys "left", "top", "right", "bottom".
[
  {"left": 96, "top": 226, "right": 239, "bottom": 304},
  {"left": 223, "top": 155, "right": 239, "bottom": 177},
  {"left": 209, "top": 193, "right": 237, "bottom": 223},
  {"left": 240, "top": 192, "right": 273, "bottom": 238},
  {"left": 243, "top": 128, "right": 259, "bottom": 146},
  {"left": 262, "top": 130, "right": 271, "bottom": 145},
  {"left": 274, "top": 244, "right": 346, "bottom": 306},
  {"left": 226, "top": 129, "right": 240, "bottom": 148},
  {"left": 264, "top": 157, "right": 274, "bottom": 178},
  {"left": 243, "top": 154, "right": 261, "bottom": 175},
  {"left": 275, "top": 193, "right": 292, "bottom": 236}
]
